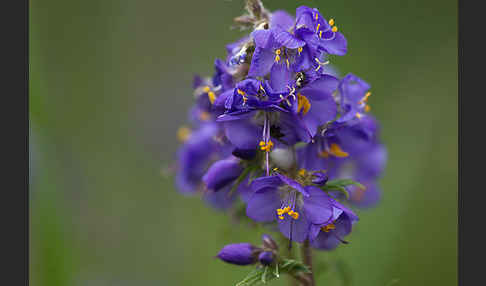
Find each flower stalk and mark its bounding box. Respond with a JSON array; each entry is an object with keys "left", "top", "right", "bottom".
[
  {"left": 173, "top": 0, "right": 387, "bottom": 284},
  {"left": 301, "top": 240, "right": 315, "bottom": 286}
]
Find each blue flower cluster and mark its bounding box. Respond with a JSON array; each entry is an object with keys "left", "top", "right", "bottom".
[{"left": 175, "top": 5, "right": 386, "bottom": 251}]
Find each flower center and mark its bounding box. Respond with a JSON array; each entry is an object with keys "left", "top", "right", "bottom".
[
  {"left": 276, "top": 206, "right": 300, "bottom": 220},
  {"left": 259, "top": 140, "right": 274, "bottom": 152}
]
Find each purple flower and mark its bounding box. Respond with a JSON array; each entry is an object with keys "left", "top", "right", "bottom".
[
  {"left": 217, "top": 243, "right": 257, "bottom": 265},
  {"left": 174, "top": 2, "right": 387, "bottom": 253},
  {"left": 175, "top": 123, "right": 220, "bottom": 194},
  {"left": 246, "top": 174, "right": 338, "bottom": 242},
  {"left": 309, "top": 195, "right": 359, "bottom": 250},
  {"left": 336, "top": 73, "right": 372, "bottom": 123},
  {"left": 294, "top": 6, "right": 347, "bottom": 56},
  {"left": 297, "top": 116, "right": 387, "bottom": 208},
  {"left": 203, "top": 156, "right": 243, "bottom": 192}
]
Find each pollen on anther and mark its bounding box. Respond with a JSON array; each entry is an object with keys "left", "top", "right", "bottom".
[
  {"left": 177, "top": 126, "right": 191, "bottom": 142},
  {"left": 298, "top": 169, "right": 306, "bottom": 177},
  {"left": 208, "top": 91, "right": 216, "bottom": 104},
  {"left": 322, "top": 223, "right": 336, "bottom": 232},
  {"left": 332, "top": 26, "right": 338, "bottom": 33},
  {"left": 259, "top": 140, "right": 274, "bottom": 152},
  {"left": 329, "top": 143, "right": 349, "bottom": 158},
  {"left": 199, "top": 111, "right": 210, "bottom": 121},
  {"left": 328, "top": 18, "right": 335, "bottom": 26},
  {"left": 237, "top": 89, "right": 246, "bottom": 96}
]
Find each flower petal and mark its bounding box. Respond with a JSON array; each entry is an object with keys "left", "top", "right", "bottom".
[
  {"left": 224, "top": 119, "right": 261, "bottom": 150},
  {"left": 248, "top": 47, "right": 275, "bottom": 77},
  {"left": 303, "top": 186, "right": 334, "bottom": 224},
  {"left": 276, "top": 173, "right": 309, "bottom": 197},
  {"left": 246, "top": 187, "right": 281, "bottom": 222},
  {"left": 278, "top": 205, "right": 310, "bottom": 242},
  {"left": 270, "top": 10, "right": 295, "bottom": 30}
]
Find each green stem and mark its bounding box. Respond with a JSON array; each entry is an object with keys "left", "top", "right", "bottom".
[{"left": 301, "top": 240, "right": 315, "bottom": 286}]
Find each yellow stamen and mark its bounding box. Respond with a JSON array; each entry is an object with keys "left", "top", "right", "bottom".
[
  {"left": 286, "top": 59, "right": 290, "bottom": 69},
  {"left": 316, "top": 23, "right": 320, "bottom": 33},
  {"left": 177, "top": 126, "right": 191, "bottom": 142},
  {"left": 237, "top": 89, "right": 246, "bottom": 96},
  {"left": 364, "top": 105, "right": 371, "bottom": 112},
  {"left": 331, "top": 26, "right": 338, "bottom": 33},
  {"left": 328, "top": 143, "right": 349, "bottom": 158},
  {"left": 315, "top": 13, "right": 318, "bottom": 20},
  {"left": 355, "top": 112, "right": 362, "bottom": 119},
  {"left": 319, "top": 31, "right": 323, "bottom": 38},
  {"left": 321, "top": 223, "right": 336, "bottom": 232},
  {"left": 298, "top": 169, "right": 307, "bottom": 177},
  {"left": 277, "top": 206, "right": 299, "bottom": 220},
  {"left": 297, "top": 47, "right": 303, "bottom": 54},
  {"left": 259, "top": 140, "right": 274, "bottom": 152},
  {"left": 203, "top": 86, "right": 211, "bottom": 93},
  {"left": 274, "top": 49, "right": 281, "bottom": 63},
  {"left": 364, "top": 91, "right": 371, "bottom": 101},
  {"left": 297, "top": 93, "right": 311, "bottom": 115},
  {"left": 328, "top": 18, "right": 335, "bottom": 26},
  {"left": 288, "top": 211, "right": 299, "bottom": 219},
  {"left": 208, "top": 91, "right": 216, "bottom": 104},
  {"left": 199, "top": 111, "right": 210, "bottom": 121},
  {"left": 319, "top": 151, "right": 330, "bottom": 158}
]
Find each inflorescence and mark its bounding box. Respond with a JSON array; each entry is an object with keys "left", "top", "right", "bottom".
[{"left": 174, "top": 0, "right": 386, "bottom": 266}]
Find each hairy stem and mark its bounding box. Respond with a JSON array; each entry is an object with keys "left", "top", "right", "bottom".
[{"left": 301, "top": 240, "right": 315, "bottom": 286}]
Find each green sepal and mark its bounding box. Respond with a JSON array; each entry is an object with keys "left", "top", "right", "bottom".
[
  {"left": 320, "top": 178, "right": 366, "bottom": 199},
  {"left": 235, "top": 259, "right": 310, "bottom": 286}
]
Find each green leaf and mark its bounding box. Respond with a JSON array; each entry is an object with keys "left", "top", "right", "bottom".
[
  {"left": 236, "top": 268, "right": 265, "bottom": 286},
  {"left": 320, "top": 178, "right": 366, "bottom": 199},
  {"left": 279, "top": 259, "right": 311, "bottom": 275},
  {"left": 326, "top": 178, "right": 366, "bottom": 190},
  {"left": 321, "top": 184, "right": 350, "bottom": 199},
  {"left": 228, "top": 165, "right": 255, "bottom": 196},
  {"left": 234, "top": 259, "right": 311, "bottom": 286}
]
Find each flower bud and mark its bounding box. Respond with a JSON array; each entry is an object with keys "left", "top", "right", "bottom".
[
  {"left": 312, "top": 171, "right": 328, "bottom": 186},
  {"left": 217, "top": 243, "right": 257, "bottom": 265},
  {"left": 258, "top": 251, "right": 274, "bottom": 266},
  {"left": 203, "top": 157, "right": 243, "bottom": 191}
]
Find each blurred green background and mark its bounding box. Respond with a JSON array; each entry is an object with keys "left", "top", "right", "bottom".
[{"left": 29, "top": 0, "right": 457, "bottom": 285}]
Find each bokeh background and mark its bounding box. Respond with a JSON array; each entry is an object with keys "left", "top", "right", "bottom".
[{"left": 29, "top": 0, "right": 457, "bottom": 285}]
